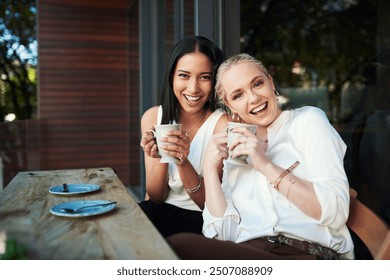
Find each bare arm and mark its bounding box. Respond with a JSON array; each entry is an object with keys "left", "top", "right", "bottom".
[
  {"left": 170, "top": 113, "right": 229, "bottom": 209},
  {"left": 140, "top": 107, "right": 169, "bottom": 203},
  {"left": 255, "top": 160, "right": 321, "bottom": 220},
  {"left": 202, "top": 114, "right": 230, "bottom": 216}
]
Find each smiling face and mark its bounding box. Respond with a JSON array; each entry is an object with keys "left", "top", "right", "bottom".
[
  {"left": 220, "top": 61, "right": 282, "bottom": 127},
  {"left": 173, "top": 52, "right": 213, "bottom": 114}
]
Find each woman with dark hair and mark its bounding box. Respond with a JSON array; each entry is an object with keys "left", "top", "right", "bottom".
[{"left": 138, "top": 36, "right": 227, "bottom": 237}]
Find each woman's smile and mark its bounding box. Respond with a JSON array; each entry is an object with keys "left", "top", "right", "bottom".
[
  {"left": 220, "top": 61, "right": 281, "bottom": 126},
  {"left": 250, "top": 102, "right": 268, "bottom": 114},
  {"left": 184, "top": 94, "right": 202, "bottom": 103},
  {"left": 173, "top": 52, "right": 213, "bottom": 112}
]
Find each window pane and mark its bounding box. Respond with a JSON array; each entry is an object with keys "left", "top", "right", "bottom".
[{"left": 241, "top": 0, "right": 390, "bottom": 225}]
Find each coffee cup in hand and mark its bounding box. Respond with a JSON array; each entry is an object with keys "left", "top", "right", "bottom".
[
  {"left": 227, "top": 122, "right": 257, "bottom": 165},
  {"left": 149, "top": 124, "right": 182, "bottom": 163}
]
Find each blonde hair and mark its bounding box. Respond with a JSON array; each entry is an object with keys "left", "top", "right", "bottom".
[{"left": 215, "top": 53, "right": 270, "bottom": 105}]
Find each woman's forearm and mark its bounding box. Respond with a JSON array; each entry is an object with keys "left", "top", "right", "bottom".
[{"left": 203, "top": 167, "right": 227, "bottom": 217}]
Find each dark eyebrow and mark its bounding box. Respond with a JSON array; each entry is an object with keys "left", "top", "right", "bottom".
[
  {"left": 251, "top": 75, "right": 264, "bottom": 84},
  {"left": 228, "top": 75, "right": 263, "bottom": 96},
  {"left": 229, "top": 88, "right": 243, "bottom": 96},
  {"left": 177, "top": 70, "right": 190, "bottom": 74},
  {"left": 176, "top": 70, "right": 212, "bottom": 76}
]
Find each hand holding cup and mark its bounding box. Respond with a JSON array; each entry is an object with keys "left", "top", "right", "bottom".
[
  {"left": 148, "top": 124, "right": 183, "bottom": 163},
  {"left": 227, "top": 122, "right": 257, "bottom": 165}
]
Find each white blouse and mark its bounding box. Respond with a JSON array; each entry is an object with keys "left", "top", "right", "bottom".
[
  {"left": 157, "top": 107, "right": 225, "bottom": 211},
  {"left": 202, "top": 106, "right": 354, "bottom": 259}
]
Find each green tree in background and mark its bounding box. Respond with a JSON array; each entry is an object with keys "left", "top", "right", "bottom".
[
  {"left": 240, "top": 0, "right": 381, "bottom": 123},
  {"left": 0, "top": 0, "right": 37, "bottom": 122}
]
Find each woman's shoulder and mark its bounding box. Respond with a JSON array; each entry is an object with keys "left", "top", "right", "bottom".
[
  {"left": 141, "top": 106, "right": 159, "bottom": 128},
  {"left": 211, "top": 108, "right": 228, "bottom": 119},
  {"left": 294, "top": 106, "right": 326, "bottom": 116},
  {"left": 142, "top": 106, "right": 159, "bottom": 118},
  {"left": 293, "top": 106, "right": 329, "bottom": 122},
  {"left": 289, "top": 106, "right": 339, "bottom": 144},
  {"left": 211, "top": 109, "right": 229, "bottom": 133},
  {"left": 288, "top": 106, "right": 333, "bottom": 135}
]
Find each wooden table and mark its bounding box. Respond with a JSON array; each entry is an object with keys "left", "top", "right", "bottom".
[{"left": 0, "top": 167, "right": 178, "bottom": 259}]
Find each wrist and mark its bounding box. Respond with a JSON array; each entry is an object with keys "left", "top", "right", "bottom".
[
  {"left": 176, "top": 157, "right": 190, "bottom": 166},
  {"left": 185, "top": 174, "right": 202, "bottom": 193},
  {"left": 204, "top": 159, "right": 222, "bottom": 177},
  {"left": 270, "top": 161, "right": 300, "bottom": 190},
  {"left": 254, "top": 159, "right": 273, "bottom": 174}
]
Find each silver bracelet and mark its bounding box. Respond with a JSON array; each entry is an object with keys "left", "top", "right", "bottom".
[{"left": 185, "top": 175, "right": 202, "bottom": 193}]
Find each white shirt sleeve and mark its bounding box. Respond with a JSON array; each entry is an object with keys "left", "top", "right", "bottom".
[
  {"left": 202, "top": 200, "right": 240, "bottom": 241},
  {"left": 293, "top": 107, "right": 350, "bottom": 229}
]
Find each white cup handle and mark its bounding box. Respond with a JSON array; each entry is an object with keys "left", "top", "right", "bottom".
[
  {"left": 146, "top": 129, "right": 161, "bottom": 157},
  {"left": 147, "top": 129, "right": 156, "bottom": 137}
]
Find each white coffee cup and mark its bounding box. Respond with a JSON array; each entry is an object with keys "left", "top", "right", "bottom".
[
  {"left": 149, "top": 124, "right": 182, "bottom": 163},
  {"left": 227, "top": 122, "right": 257, "bottom": 165}
]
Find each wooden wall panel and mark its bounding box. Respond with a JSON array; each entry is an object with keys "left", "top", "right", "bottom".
[
  {"left": 37, "top": 0, "right": 137, "bottom": 187},
  {"left": 127, "top": 1, "right": 140, "bottom": 188}
]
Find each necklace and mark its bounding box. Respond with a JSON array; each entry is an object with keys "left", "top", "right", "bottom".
[{"left": 183, "top": 112, "right": 206, "bottom": 137}]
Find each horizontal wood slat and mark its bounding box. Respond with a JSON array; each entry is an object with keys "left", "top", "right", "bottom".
[{"left": 37, "top": 0, "right": 138, "bottom": 188}]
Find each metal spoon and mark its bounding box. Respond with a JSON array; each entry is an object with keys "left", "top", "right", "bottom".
[{"left": 59, "top": 201, "right": 117, "bottom": 213}]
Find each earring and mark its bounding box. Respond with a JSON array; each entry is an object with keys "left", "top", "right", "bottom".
[
  {"left": 274, "top": 89, "right": 280, "bottom": 101},
  {"left": 231, "top": 113, "right": 242, "bottom": 123}
]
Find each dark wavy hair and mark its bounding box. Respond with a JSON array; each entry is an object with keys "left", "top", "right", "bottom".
[{"left": 160, "top": 36, "right": 225, "bottom": 124}]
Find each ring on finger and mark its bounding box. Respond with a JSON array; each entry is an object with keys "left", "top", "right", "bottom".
[
  {"left": 179, "top": 152, "right": 184, "bottom": 161},
  {"left": 181, "top": 132, "right": 189, "bottom": 141},
  {"left": 140, "top": 143, "right": 145, "bottom": 148}
]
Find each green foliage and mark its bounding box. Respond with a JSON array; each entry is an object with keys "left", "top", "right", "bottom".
[
  {"left": 240, "top": 0, "right": 382, "bottom": 123},
  {"left": 0, "top": 0, "right": 37, "bottom": 122},
  {"left": 0, "top": 237, "right": 28, "bottom": 260}
]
